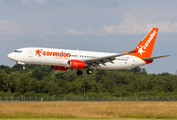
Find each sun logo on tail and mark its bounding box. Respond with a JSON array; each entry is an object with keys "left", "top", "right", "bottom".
[{"left": 137, "top": 45, "right": 145, "bottom": 55}]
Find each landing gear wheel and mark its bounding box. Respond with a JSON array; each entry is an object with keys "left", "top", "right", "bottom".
[
  {"left": 87, "top": 69, "right": 93, "bottom": 74},
  {"left": 22, "top": 66, "right": 25, "bottom": 70},
  {"left": 77, "top": 70, "right": 83, "bottom": 75}
]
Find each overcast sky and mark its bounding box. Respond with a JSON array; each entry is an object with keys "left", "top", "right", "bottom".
[{"left": 0, "top": 0, "right": 177, "bottom": 74}]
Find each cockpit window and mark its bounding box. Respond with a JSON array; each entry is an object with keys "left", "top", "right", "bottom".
[{"left": 14, "top": 50, "right": 23, "bottom": 53}]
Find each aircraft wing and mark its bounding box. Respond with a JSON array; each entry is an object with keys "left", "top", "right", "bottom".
[
  {"left": 83, "top": 50, "right": 136, "bottom": 67},
  {"left": 143, "top": 55, "right": 171, "bottom": 60}
]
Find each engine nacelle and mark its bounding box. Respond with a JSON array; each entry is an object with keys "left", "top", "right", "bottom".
[
  {"left": 51, "top": 66, "right": 68, "bottom": 71},
  {"left": 67, "top": 60, "right": 86, "bottom": 69}
]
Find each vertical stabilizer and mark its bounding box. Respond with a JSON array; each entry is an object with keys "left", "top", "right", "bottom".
[{"left": 131, "top": 28, "right": 158, "bottom": 59}]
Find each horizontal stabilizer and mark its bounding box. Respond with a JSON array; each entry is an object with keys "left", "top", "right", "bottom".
[{"left": 143, "top": 55, "right": 170, "bottom": 60}]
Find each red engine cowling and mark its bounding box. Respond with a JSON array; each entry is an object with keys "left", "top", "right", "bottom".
[
  {"left": 67, "top": 60, "right": 86, "bottom": 69},
  {"left": 51, "top": 66, "right": 68, "bottom": 71}
]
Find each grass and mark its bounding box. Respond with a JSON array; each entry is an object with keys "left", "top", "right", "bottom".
[
  {"left": 0, "top": 118, "right": 177, "bottom": 120},
  {"left": 0, "top": 101, "right": 177, "bottom": 118}
]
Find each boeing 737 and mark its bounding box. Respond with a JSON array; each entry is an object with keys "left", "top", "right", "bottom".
[{"left": 8, "top": 28, "right": 170, "bottom": 75}]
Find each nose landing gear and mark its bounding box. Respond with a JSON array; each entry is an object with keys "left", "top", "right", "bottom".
[
  {"left": 22, "top": 65, "right": 25, "bottom": 70},
  {"left": 16, "top": 61, "right": 26, "bottom": 70}
]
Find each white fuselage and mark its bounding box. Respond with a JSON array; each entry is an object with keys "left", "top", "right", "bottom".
[
  {"left": 8, "top": 28, "right": 170, "bottom": 75},
  {"left": 8, "top": 47, "right": 146, "bottom": 70}
]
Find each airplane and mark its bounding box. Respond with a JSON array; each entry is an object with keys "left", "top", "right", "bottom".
[{"left": 8, "top": 28, "right": 170, "bottom": 75}]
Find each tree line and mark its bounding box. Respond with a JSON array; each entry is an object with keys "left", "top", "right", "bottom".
[{"left": 0, "top": 64, "right": 177, "bottom": 97}]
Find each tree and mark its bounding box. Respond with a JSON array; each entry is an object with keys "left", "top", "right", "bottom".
[
  {"left": 147, "top": 80, "right": 154, "bottom": 91},
  {"left": 96, "top": 70, "right": 107, "bottom": 83},
  {"left": 102, "top": 79, "right": 117, "bottom": 93},
  {"left": 30, "top": 78, "right": 39, "bottom": 93},
  {"left": 131, "top": 67, "right": 142, "bottom": 73},
  {"left": 32, "top": 69, "right": 44, "bottom": 80},
  {"left": 0, "top": 70, "right": 9, "bottom": 92},
  {"left": 8, "top": 75, "right": 16, "bottom": 93},
  {"left": 55, "top": 73, "right": 65, "bottom": 79},
  {"left": 18, "top": 76, "right": 30, "bottom": 94},
  {"left": 56, "top": 79, "right": 71, "bottom": 94}
]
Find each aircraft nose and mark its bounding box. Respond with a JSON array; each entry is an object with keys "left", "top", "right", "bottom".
[
  {"left": 8, "top": 53, "right": 11, "bottom": 58},
  {"left": 7, "top": 53, "right": 14, "bottom": 60}
]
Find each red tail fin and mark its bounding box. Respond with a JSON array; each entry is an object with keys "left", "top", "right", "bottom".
[{"left": 131, "top": 28, "right": 158, "bottom": 59}]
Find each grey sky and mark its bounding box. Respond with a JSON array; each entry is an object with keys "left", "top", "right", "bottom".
[{"left": 0, "top": 0, "right": 176, "bottom": 74}]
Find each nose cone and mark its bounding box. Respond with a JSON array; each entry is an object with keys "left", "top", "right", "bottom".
[
  {"left": 8, "top": 53, "right": 12, "bottom": 58},
  {"left": 7, "top": 53, "right": 15, "bottom": 60}
]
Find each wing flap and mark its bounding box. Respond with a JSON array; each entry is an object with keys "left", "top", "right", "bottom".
[
  {"left": 83, "top": 50, "right": 137, "bottom": 68},
  {"left": 84, "top": 50, "right": 135, "bottom": 63}
]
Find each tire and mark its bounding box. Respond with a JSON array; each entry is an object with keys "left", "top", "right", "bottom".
[
  {"left": 87, "top": 69, "right": 93, "bottom": 74},
  {"left": 77, "top": 70, "right": 83, "bottom": 75}
]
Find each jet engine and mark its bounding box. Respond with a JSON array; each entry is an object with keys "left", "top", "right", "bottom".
[{"left": 67, "top": 60, "right": 86, "bottom": 69}]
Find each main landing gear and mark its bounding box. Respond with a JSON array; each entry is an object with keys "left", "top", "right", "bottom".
[
  {"left": 87, "top": 69, "right": 93, "bottom": 74},
  {"left": 77, "top": 70, "right": 83, "bottom": 75},
  {"left": 77, "top": 69, "right": 93, "bottom": 75}
]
